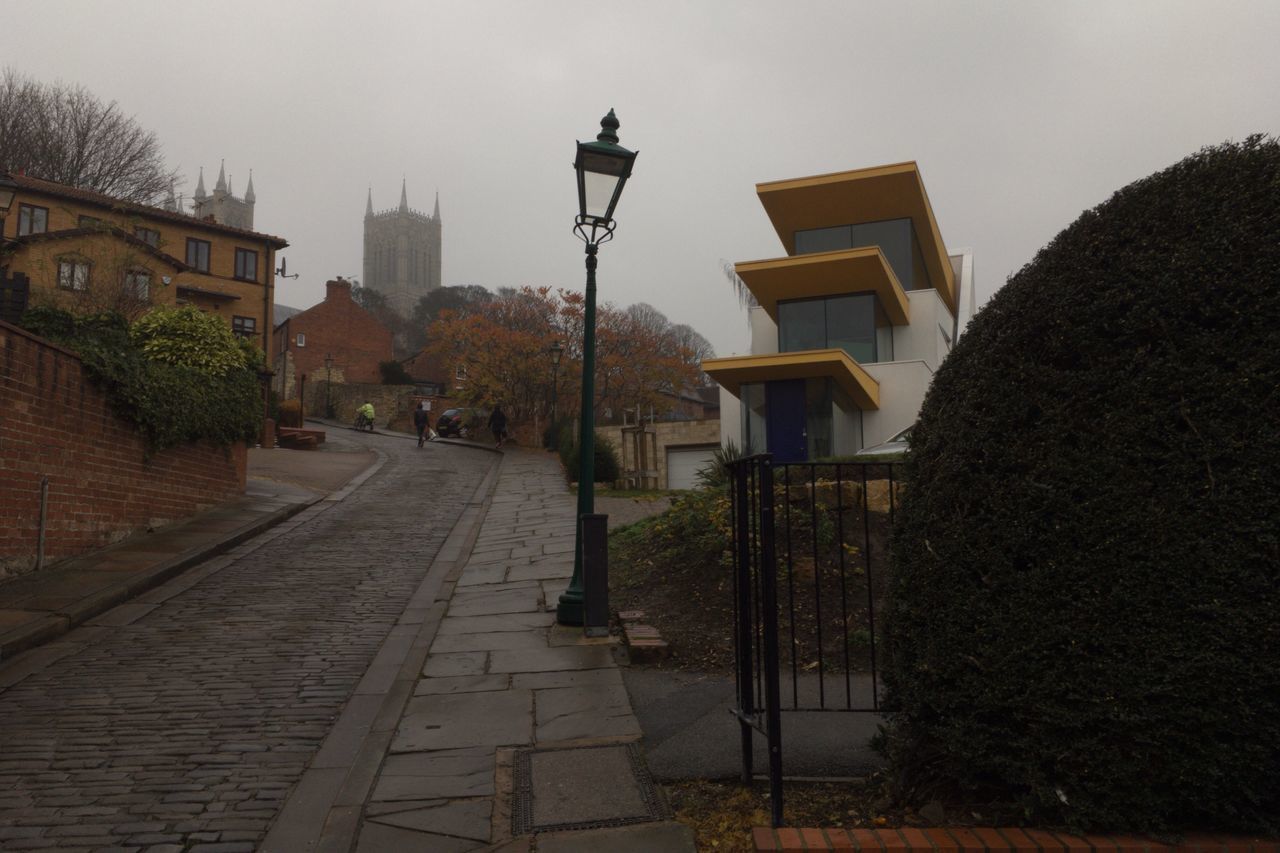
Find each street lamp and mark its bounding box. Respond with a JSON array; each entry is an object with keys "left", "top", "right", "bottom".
[
  {"left": 324, "top": 353, "right": 335, "bottom": 418},
  {"left": 557, "top": 109, "right": 638, "bottom": 626},
  {"left": 549, "top": 340, "right": 564, "bottom": 429}
]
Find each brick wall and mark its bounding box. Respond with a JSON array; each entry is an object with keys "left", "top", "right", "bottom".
[
  {"left": 0, "top": 320, "right": 247, "bottom": 582},
  {"left": 272, "top": 279, "right": 394, "bottom": 396}
]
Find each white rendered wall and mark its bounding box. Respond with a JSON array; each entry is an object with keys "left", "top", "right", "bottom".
[
  {"left": 861, "top": 360, "right": 934, "bottom": 446},
  {"left": 952, "top": 249, "right": 977, "bottom": 339},
  {"left": 749, "top": 306, "right": 779, "bottom": 355},
  {"left": 719, "top": 384, "right": 742, "bottom": 449}
]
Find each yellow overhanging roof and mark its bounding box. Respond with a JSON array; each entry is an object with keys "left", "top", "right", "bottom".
[
  {"left": 702, "top": 349, "right": 880, "bottom": 410},
  {"left": 735, "top": 247, "right": 909, "bottom": 325},
  {"left": 755, "top": 161, "right": 956, "bottom": 314}
]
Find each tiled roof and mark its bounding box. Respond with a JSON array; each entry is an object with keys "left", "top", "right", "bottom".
[{"left": 5, "top": 172, "right": 289, "bottom": 248}]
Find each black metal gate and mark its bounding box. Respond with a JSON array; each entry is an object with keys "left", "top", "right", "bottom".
[{"left": 729, "top": 453, "right": 901, "bottom": 826}]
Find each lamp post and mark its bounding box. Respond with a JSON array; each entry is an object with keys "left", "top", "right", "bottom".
[
  {"left": 549, "top": 340, "right": 564, "bottom": 430},
  {"left": 556, "top": 109, "right": 638, "bottom": 626},
  {"left": 324, "top": 353, "right": 334, "bottom": 418}
]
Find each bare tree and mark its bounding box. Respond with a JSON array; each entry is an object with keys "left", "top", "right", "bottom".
[{"left": 0, "top": 68, "right": 178, "bottom": 204}]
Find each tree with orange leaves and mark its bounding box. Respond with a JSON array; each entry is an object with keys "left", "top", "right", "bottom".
[{"left": 424, "top": 287, "right": 706, "bottom": 432}]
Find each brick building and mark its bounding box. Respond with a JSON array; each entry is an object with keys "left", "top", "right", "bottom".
[
  {"left": 272, "top": 278, "right": 395, "bottom": 400},
  {"left": 0, "top": 171, "right": 287, "bottom": 358}
]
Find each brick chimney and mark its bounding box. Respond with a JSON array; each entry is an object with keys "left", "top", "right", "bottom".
[{"left": 326, "top": 278, "right": 353, "bottom": 301}]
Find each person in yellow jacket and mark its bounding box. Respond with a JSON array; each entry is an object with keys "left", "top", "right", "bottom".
[{"left": 356, "top": 402, "right": 375, "bottom": 430}]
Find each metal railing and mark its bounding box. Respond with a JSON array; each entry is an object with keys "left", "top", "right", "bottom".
[{"left": 729, "top": 453, "right": 901, "bottom": 826}]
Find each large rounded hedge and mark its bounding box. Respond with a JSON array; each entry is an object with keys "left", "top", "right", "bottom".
[{"left": 882, "top": 137, "right": 1279, "bottom": 833}]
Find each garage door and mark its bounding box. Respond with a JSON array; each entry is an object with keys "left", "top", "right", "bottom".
[{"left": 666, "top": 445, "right": 719, "bottom": 491}]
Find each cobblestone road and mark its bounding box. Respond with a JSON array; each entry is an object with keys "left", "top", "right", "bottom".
[{"left": 0, "top": 432, "right": 495, "bottom": 851}]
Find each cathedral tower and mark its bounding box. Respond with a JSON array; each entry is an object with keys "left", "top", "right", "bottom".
[{"left": 362, "top": 181, "right": 442, "bottom": 317}]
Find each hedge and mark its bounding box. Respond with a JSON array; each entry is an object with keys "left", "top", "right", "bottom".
[{"left": 882, "top": 136, "right": 1280, "bottom": 833}]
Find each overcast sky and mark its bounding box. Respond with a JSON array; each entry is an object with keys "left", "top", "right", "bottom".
[{"left": 5, "top": 1, "right": 1277, "bottom": 357}]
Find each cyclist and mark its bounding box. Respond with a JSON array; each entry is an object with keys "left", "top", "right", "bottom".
[{"left": 357, "top": 401, "right": 375, "bottom": 430}]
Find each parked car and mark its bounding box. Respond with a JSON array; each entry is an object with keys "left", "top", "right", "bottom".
[
  {"left": 435, "top": 408, "right": 476, "bottom": 438},
  {"left": 852, "top": 424, "right": 912, "bottom": 461}
]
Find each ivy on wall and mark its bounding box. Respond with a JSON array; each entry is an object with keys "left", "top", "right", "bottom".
[{"left": 20, "top": 306, "right": 262, "bottom": 451}]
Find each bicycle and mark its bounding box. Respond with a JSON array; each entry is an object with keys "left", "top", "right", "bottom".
[{"left": 353, "top": 413, "right": 374, "bottom": 431}]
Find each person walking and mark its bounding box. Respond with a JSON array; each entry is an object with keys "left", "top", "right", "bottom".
[
  {"left": 488, "top": 405, "right": 508, "bottom": 448},
  {"left": 413, "top": 402, "right": 430, "bottom": 447}
]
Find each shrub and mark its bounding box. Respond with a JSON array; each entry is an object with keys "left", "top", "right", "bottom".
[
  {"left": 277, "top": 399, "right": 302, "bottom": 429},
  {"left": 379, "top": 359, "right": 414, "bottom": 384},
  {"left": 560, "top": 428, "right": 621, "bottom": 483},
  {"left": 20, "top": 305, "right": 260, "bottom": 451},
  {"left": 693, "top": 438, "right": 742, "bottom": 490},
  {"left": 881, "top": 137, "right": 1280, "bottom": 833},
  {"left": 130, "top": 305, "right": 251, "bottom": 376}
]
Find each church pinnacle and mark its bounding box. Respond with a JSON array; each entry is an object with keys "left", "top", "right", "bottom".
[
  {"left": 194, "top": 167, "right": 207, "bottom": 201},
  {"left": 433, "top": 191, "right": 440, "bottom": 220},
  {"left": 215, "top": 160, "right": 227, "bottom": 194},
  {"left": 399, "top": 179, "right": 408, "bottom": 213},
  {"left": 365, "top": 187, "right": 373, "bottom": 218},
  {"left": 245, "top": 171, "right": 255, "bottom": 204}
]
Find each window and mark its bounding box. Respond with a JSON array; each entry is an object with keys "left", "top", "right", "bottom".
[
  {"left": 234, "top": 248, "right": 258, "bottom": 281},
  {"left": 232, "top": 316, "right": 257, "bottom": 338},
  {"left": 295, "top": 333, "right": 306, "bottom": 347},
  {"left": 186, "top": 238, "right": 211, "bottom": 272},
  {"left": 125, "top": 269, "right": 151, "bottom": 299},
  {"left": 794, "top": 217, "right": 932, "bottom": 292},
  {"left": 778, "top": 293, "right": 893, "bottom": 364},
  {"left": 58, "top": 259, "right": 90, "bottom": 291},
  {"left": 135, "top": 227, "right": 160, "bottom": 247},
  {"left": 17, "top": 204, "right": 48, "bottom": 236},
  {"left": 455, "top": 363, "right": 468, "bottom": 381}
]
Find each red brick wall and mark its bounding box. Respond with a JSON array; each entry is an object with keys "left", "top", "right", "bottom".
[
  {"left": 0, "top": 320, "right": 247, "bottom": 581},
  {"left": 273, "top": 279, "right": 394, "bottom": 394}
]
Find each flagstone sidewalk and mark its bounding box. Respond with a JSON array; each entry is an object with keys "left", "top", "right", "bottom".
[{"left": 265, "top": 447, "right": 694, "bottom": 852}]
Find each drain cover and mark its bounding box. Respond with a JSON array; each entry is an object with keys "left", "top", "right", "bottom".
[{"left": 511, "top": 743, "right": 670, "bottom": 834}]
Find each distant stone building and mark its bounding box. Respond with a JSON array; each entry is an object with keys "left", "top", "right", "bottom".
[
  {"left": 172, "top": 161, "right": 256, "bottom": 230},
  {"left": 362, "top": 181, "right": 441, "bottom": 317}
]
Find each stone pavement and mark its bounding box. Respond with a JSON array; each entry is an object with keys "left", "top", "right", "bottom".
[
  {"left": 269, "top": 447, "right": 694, "bottom": 851},
  {"left": 0, "top": 425, "right": 695, "bottom": 851},
  {"left": 0, "top": 427, "right": 496, "bottom": 850}
]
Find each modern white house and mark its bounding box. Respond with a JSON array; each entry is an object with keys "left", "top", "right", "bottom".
[{"left": 704, "top": 161, "right": 976, "bottom": 461}]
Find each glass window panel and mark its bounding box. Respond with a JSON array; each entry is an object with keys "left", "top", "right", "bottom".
[
  {"left": 741, "top": 382, "right": 767, "bottom": 455},
  {"left": 875, "top": 299, "right": 894, "bottom": 362},
  {"left": 805, "top": 378, "right": 832, "bottom": 460},
  {"left": 778, "top": 299, "right": 826, "bottom": 353},
  {"left": 794, "top": 225, "right": 852, "bottom": 255},
  {"left": 848, "top": 218, "right": 913, "bottom": 288},
  {"left": 831, "top": 382, "right": 863, "bottom": 455},
  {"left": 910, "top": 229, "right": 933, "bottom": 292},
  {"left": 826, "top": 293, "right": 877, "bottom": 363}
]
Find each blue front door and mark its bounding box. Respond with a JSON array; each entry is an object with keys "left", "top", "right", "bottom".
[{"left": 765, "top": 379, "right": 807, "bottom": 462}]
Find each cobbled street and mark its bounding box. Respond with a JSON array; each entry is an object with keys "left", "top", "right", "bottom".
[{"left": 0, "top": 432, "right": 494, "bottom": 851}]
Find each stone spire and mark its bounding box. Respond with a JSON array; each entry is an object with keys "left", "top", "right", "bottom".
[
  {"left": 164, "top": 180, "right": 178, "bottom": 212},
  {"left": 433, "top": 191, "right": 440, "bottom": 220},
  {"left": 399, "top": 178, "right": 408, "bottom": 213},
  {"left": 194, "top": 167, "right": 207, "bottom": 201},
  {"left": 227, "top": 174, "right": 234, "bottom": 197},
  {"left": 215, "top": 160, "right": 227, "bottom": 194},
  {"left": 244, "top": 170, "right": 255, "bottom": 203},
  {"left": 365, "top": 187, "right": 373, "bottom": 218}
]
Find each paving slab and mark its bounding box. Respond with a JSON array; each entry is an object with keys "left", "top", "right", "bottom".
[
  {"left": 356, "top": 820, "right": 478, "bottom": 852},
  {"left": 447, "top": 587, "right": 541, "bottom": 617},
  {"left": 422, "top": 652, "right": 488, "bottom": 677},
  {"left": 436, "top": 613, "right": 555, "bottom": 635},
  {"left": 372, "top": 750, "right": 496, "bottom": 800},
  {"left": 535, "top": 685, "right": 644, "bottom": 743},
  {"left": 368, "top": 799, "right": 491, "bottom": 840},
  {"left": 488, "top": 645, "right": 615, "bottom": 674},
  {"left": 391, "top": 690, "right": 533, "bottom": 752},
  {"left": 414, "top": 674, "right": 510, "bottom": 696},
  {"left": 525, "top": 746, "right": 650, "bottom": 827},
  {"left": 429, "top": 630, "right": 548, "bottom": 654}
]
